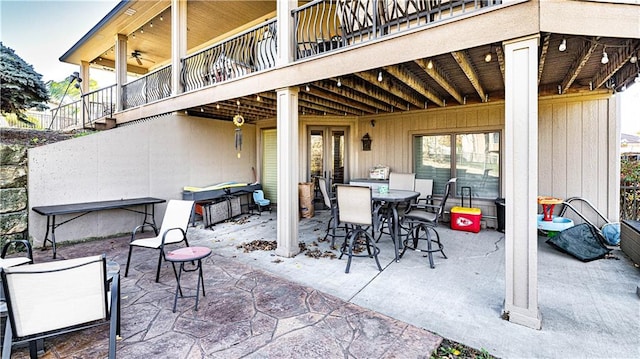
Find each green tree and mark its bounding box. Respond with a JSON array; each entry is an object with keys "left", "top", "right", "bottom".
[
  {"left": 47, "top": 77, "right": 100, "bottom": 105},
  {"left": 0, "top": 42, "right": 49, "bottom": 125}
]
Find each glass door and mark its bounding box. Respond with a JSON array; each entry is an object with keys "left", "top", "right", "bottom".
[{"left": 308, "top": 127, "right": 348, "bottom": 187}]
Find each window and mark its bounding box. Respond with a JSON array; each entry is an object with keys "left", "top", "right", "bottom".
[{"left": 413, "top": 132, "right": 500, "bottom": 199}]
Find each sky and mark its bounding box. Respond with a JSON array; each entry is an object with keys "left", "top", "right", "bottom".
[{"left": 1, "top": 0, "right": 639, "bottom": 134}]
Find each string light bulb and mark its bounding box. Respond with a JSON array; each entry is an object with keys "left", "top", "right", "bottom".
[
  {"left": 216, "top": 103, "right": 220, "bottom": 109},
  {"left": 337, "top": 78, "right": 341, "bottom": 87},
  {"left": 377, "top": 71, "right": 383, "bottom": 82},
  {"left": 484, "top": 52, "right": 492, "bottom": 62},
  {"left": 256, "top": 94, "right": 261, "bottom": 101},
  {"left": 601, "top": 49, "right": 609, "bottom": 64},
  {"left": 427, "top": 60, "right": 433, "bottom": 69},
  {"left": 630, "top": 54, "right": 638, "bottom": 64},
  {"left": 558, "top": 38, "right": 566, "bottom": 52},
  {"left": 160, "top": 14, "right": 163, "bottom": 21},
  {"left": 150, "top": 22, "right": 153, "bottom": 28},
  {"left": 140, "top": 27, "right": 144, "bottom": 34},
  {"left": 305, "top": 84, "right": 310, "bottom": 91}
]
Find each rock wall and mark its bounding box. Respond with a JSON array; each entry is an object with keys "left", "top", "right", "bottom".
[{"left": 0, "top": 144, "right": 28, "bottom": 247}]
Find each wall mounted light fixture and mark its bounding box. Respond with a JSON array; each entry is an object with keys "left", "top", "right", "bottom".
[{"left": 361, "top": 133, "right": 372, "bottom": 151}]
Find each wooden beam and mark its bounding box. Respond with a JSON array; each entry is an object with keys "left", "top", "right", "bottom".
[
  {"left": 299, "top": 92, "right": 361, "bottom": 115},
  {"left": 592, "top": 40, "right": 639, "bottom": 90},
  {"left": 495, "top": 44, "right": 505, "bottom": 85},
  {"left": 560, "top": 37, "right": 599, "bottom": 94},
  {"left": 337, "top": 77, "right": 406, "bottom": 111},
  {"left": 451, "top": 50, "right": 487, "bottom": 102},
  {"left": 316, "top": 81, "right": 392, "bottom": 113},
  {"left": 537, "top": 33, "right": 551, "bottom": 85},
  {"left": 260, "top": 92, "right": 345, "bottom": 116},
  {"left": 356, "top": 70, "right": 426, "bottom": 109},
  {"left": 304, "top": 85, "right": 377, "bottom": 115},
  {"left": 414, "top": 58, "right": 463, "bottom": 105}
]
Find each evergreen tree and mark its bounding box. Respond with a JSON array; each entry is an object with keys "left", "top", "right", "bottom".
[{"left": 0, "top": 42, "right": 49, "bottom": 125}]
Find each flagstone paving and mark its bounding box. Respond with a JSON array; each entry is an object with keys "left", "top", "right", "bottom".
[{"left": 4, "top": 230, "right": 442, "bottom": 358}]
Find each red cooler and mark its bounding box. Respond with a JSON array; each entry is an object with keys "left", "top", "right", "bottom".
[{"left": 450, "top": 206, "right": 482, "bottom": 233}]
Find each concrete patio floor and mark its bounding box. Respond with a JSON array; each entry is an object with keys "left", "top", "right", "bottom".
[{"left": 4, "top": 207, "right": 640, "bottom": 358}]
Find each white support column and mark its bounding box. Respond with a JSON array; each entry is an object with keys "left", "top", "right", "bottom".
[
  {"left": 114, "top": 34, "right": 127, "bottom": 111},
  {"left": 171, "top": 0, "right": 187, "bottom": 95},
  {"left": 79, "top": 61, "right": 90, "bottom": 94},
  {"left": 276, "top": 0, "right": 296, "bottom": 66},
  {"left": 503, "top": 35, "right": 541, "bottom": 330},
  {"left": 275, "top": 87, "right": 300, "bottom": 258}
]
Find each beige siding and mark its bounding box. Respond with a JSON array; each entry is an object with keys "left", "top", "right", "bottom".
[
  {"left": 339, "top": 92, "right": 617, "bottom": 228},
  {"left": 28, "top": 114, "right": 256, "bottom": 246}
]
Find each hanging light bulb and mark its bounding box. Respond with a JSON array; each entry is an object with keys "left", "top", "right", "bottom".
[
  {"left": 601, "top": 49, "right": 609, "bottom": 64},
  {"left": 558, "top": 38, "right": 566, "bottom": 52},
  {"left": 337, "top": 78, "right": 341, "bottom": 87},
  {"left": 484, "top": 52, "right": 492, "bottom": 62},
  {"left": 630, "top": 54, "right": 638, "bottom": 64},
  {"left": 377, "top": 71, "right": 383, "bottom": 82},
  {"left": 256, "top": 94, "right": 261, "bottom": 101},
  {"left": 216, "top": 103, "right": 220, "bottom": 109},
  {"left": 160, "top": 14, "right": 164, "bottom": 21},
  {"left": 305, "top": 84, "right": 310, "bottom": 92},
  {"left": 200, "top": 107, "right": 204, "bottom": 112},
  {"left": 150, "top": 22, "right": 153, "bottom": 28},
  {"left": 132, "top": 33, "right": 136, "bottom": 39},
  {"left": 140, "top": 27, "right": 144, "bottom": 34},
  {"left": 427, "top": 60, "right": 433, "bottom": 69},
  {"left": 236, "top": 99, "right": 240, "bottom": 106}
]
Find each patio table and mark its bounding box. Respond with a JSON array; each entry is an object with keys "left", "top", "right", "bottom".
[
  {"left": 372, "top": 189, "right": 420, "bottom": 262},
  {"left": 32, "top": 197, "right": 166, "bottom": 259}
]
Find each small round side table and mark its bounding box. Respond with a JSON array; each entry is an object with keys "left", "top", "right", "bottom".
[{"left": 165, "top": 246, "right": 212, "bottom": 312}]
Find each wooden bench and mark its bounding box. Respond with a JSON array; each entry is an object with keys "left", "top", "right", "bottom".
[{"left": 32, "top": 197, "right": 166, "bottom": 259}]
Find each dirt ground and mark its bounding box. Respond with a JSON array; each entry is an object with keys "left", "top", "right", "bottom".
[{"left": 0, "top": 128, "right": 87, "bottom": 147}]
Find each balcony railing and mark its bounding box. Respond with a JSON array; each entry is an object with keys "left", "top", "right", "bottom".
[
  {"left": 48, "top": 85, "right": 117, "bottom": 131},
  {"left": 122, "top": 65, "right": 171, "bottom": 110},
  {"left": 182, "top": 19, "right": 278, "bottom": 92},
  {"left": 91, "top": 1, "right": 504, "bottom": 112},
  {"left": 294, "top": 0, "right": 504, "bottom": 60}
]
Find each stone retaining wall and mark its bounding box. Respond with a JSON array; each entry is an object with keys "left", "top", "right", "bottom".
[{"left": 0, "top": 144, "right": 28, "bottom": 247}]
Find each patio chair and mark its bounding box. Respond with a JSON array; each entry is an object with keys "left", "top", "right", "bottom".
[
  {"left": 400, "top": 178, "right": 456, "bottom": 268},
  {"left": 376, "top": 172, "right": 416, "bottom": 241},
  {"left": 318, "top": 177, "right": 345, "bottom": 247},
  {"left": 252, "top": 190, "right": 272, "bottom": 215},
  {"left": 0, "top": 239, "right": 33, "bottom": 269},
  {"left": 1, "top": 254, "right": 119, "bottom": 359},
  {"left": 414, "top": 178, "right": 434, "bottom": 205},
  {"left": 336, "top": 185, "right": 382, "bottom": 273},
  {"left": 125, "top": 199, "right": 194, "bottom": 282}
]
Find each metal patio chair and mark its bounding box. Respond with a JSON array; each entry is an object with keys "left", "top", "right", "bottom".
[
  {"left": 0, "top": 239, "right": 33, "bottom": 270},
  {"left": 125, "top": 199, "right": 194, "bottom": 282},
  {"left": 318, "top": 177, "right": 345, "bottom": 247},
  {"left": 400, "top": 178, "right": 456, "bottom": 268},
  {"left": 336, "top": 185, "right": 382, "bottom": 273},
  {"left": 1, "top": 254, "right": 119, "bottom": 359}
]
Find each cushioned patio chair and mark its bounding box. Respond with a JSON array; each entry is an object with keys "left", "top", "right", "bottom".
[
  {"left": 376, "top": 172, "right": 416, "bottom": 241},
  {"left": 0, "top": 239, "right": 33, "bottom": 269},
  {"left": 125, "top": 199, "right": 194, "bottom": 282},
  {"left": 318, "top": 177, "right": 345, "bottom": 247},
  {"left": 252, "top": 190, "right": 271, "bottom": 215},
  {"left": 1, "top": 254, "right": 119, "bottom": 359},
  {"left": 401, "top": 178, "right": 456, "bottom": 268},
  {"left": 336, "top": 185, "right": 382, "bottom": 273}
]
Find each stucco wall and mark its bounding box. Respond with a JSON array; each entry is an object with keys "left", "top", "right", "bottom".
[{"left": 28, "top": 113, "right": 256, "bottom": 247}]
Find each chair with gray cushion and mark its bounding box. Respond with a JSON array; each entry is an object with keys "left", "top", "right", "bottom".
[
  {"left": 336, "top": 185, "right": 382, "bottom": 273},
  {"left": 401, "top": 178, "right": 456, "bottom": 268}
]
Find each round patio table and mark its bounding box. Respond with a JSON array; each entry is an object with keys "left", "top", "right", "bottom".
[
  {"left": 372, "top": 189, "right": 420, "bottom": 262},
  {"left": 165, "top": 246, "right": 212, "bottom": 312}
]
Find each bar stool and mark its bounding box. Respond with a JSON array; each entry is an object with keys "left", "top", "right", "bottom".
[{"left": 165, "top": 246, "right": 212, "bottom": 312}]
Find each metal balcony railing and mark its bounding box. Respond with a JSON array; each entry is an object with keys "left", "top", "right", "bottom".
[
  {"left": 294, "top": 0, "right": 503, "bottom": 60},
  {"left": 182, "top": 19, "right": 278, "bottom": 92},
  {"left": 122, "top": 65, "right": 171, "bottom": 110},
  {"left": 48, "top": 85, "right": 117, "bottom": 130}
]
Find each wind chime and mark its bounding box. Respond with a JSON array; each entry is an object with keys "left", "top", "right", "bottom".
[{"left": 233, "top": 102, "right": 244, "bottom": 158}]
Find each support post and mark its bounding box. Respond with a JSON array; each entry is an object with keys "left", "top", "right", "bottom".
[
  {"left": 114, "top": 34, "right": 127, "bottom": 111},
  {"left": 275, "top": 87, "right": 300, "bottom": 258},
  {"left": 503, "top": 34, "right": 542, "bottom": 330},
  {"left": 171, "top": 0, "right": 187, "bottom": 96},
  {"left": 276, "top": 0, "right": 296, "bottom": 66}
]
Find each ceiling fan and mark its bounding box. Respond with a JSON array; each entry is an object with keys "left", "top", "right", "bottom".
[{"left": 130, "top": 50, "right": 155, "bottom": 66}]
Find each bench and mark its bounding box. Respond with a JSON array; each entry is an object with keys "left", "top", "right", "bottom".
[{"left": 32, "top": 197, "right": 166, "bottom": 259}]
